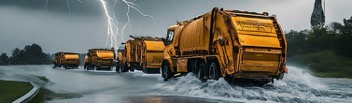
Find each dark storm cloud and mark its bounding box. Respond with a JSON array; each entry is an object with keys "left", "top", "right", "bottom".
[
  {"left": 0, "top": 0, "right": 102, "bottom": 15},
  {"left": 0, "top": 0, "right": 351, "bottom": 55}
]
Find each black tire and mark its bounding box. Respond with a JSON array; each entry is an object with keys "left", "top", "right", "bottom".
[
  {"left": 209, "top": 61, "right": 221, "bottom": 80},
  {"left": 197, "top": 61, "right": 207, "bottom": 81},
  {"left": 142, "top": 67, "right": 148, "bottom": 74},
  {"left": 121, "top": 64, "right": 128, "bottom": 72},
  {"left": 129, "top": 67, "right": 134, "bottom": 72},
  {"left": 188, "top": 60, "right": 197, "bottom": 76},
  {"left": 162, "top": 61, "right": 172, "bottom": 81},
  {"left": 95, "top": 66, "right": 99, "bottom": 70},
  {"left": 254, "top": 79, "right": 270, "bottom": 87},
  {"left": 89, "top": 65, "right": 95, "bottom": 70},
  {"left": 108, "top": 66, "right": 112, "bottom": 71},
  {"left": 84, "top": 63, "right": 87, "bottom": 70},
  {"left": 86, "top": 63, "right": 91, "bottom": 70},
  {"left": 116, "top": 64, "right": 120, "bottom": 73}
]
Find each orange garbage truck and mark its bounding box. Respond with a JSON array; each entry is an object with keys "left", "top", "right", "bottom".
[
  {"left": 116, "top": 42, "right": 131, "bottom": 72},
  {"left": 53, "top": 52, "right": 80, "bottom": 69},
  {"left": 161, "top": 7, "right": 288, "bottom": 85},
  {"left": 116, "top": 36, "right": 165, "bottom": 74},
  {"left": 84, "top": 48, "right": 115, "bottom": 70}
]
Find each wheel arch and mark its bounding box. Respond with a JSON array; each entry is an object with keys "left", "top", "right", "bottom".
[{"left": 205, "top": 56, "right": 225, "bottom": 77}]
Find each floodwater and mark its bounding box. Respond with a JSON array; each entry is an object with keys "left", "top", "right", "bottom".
[{"left": 0, "top": 65, "right": 351, "bottom": 103}]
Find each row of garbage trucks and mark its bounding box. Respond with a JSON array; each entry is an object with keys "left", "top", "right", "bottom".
[{"left": 53, "top": 7, "right": 288, "bottom": 85}]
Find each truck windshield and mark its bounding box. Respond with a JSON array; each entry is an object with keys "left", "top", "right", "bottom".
[{"left": 166, "top": 30, "right": 174, "bottom": 45}]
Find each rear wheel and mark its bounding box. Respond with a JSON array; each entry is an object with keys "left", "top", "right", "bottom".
[
  {"left": 162, "top": 61, "right": 172, "bottom": 81},
  {"left": 108, "top": 66, "right": 112, "bottom": 71},
  {"left": 86, "top": 63, "right": 91, "bottom": 70},
  {"left": 142, "top": 67, "right": 148, "bottom": 74},
  {"left": 129, "top": 66, "right": 134, "bottom": 72},
  {"left": 116, "top": 64, "right": 120, "bottom": 73},
  {"left": 95, "top": 66, "right": 99, "bottom": 70},
  {"left": 253, "top": 79, "right": 271, "bottom": 87},
  {"left": 121, "top": 64, "right": 128, "bottom": 72},
  {"left": 197, "top": 61, "right": 207, "bottom": 81},
  {"left": 209, "top": 61, "right": 221, "bottom": 80},
  {"left": 188, "top": 60, "right": 197, "bottom": 76}
]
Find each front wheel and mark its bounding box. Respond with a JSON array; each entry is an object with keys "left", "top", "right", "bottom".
[{"left": 161, "top": 61, "right": 172, "bottom": 81}]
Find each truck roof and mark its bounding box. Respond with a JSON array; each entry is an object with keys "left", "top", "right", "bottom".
[
  {"left": 129, "top": 35, "right": 164, "bottom": 41},
  {"left": 88, "top": 48, "right": 114, "bottom": 51},
  {"left": 55, "top": 52, "right": 79, "bottom": 56}
]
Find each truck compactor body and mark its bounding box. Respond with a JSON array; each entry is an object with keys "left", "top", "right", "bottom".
[
  {"left": 53, "top": 52, "right": 80, "bottom": 69},
  {"left": 84, "top": 48, "right": 115, "bottom": 70},
  {"left": 161, "top": 7, "right": 288, "bottom": 85}
]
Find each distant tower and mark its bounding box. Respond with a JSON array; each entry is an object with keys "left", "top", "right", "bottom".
[{"left": 311, "top": 0, "right": 325, "bottom": 28}]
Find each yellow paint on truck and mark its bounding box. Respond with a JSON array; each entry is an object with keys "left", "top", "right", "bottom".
[
  {"left": 116, "top": 36, "right": 165, "bottom": 74},
  {"left": 53, "top": 52, "right": 80, "bottom": 69},
  {"left": 84, "top": 48, "right": 115, "bottom": 70},
  {"left": 161, "top": 8, "right": 288, "bottom": 85}
]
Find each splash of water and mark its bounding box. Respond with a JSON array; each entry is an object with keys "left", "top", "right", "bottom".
[{"left": 151, "top": 66, "right": 345, "bottom": 102}]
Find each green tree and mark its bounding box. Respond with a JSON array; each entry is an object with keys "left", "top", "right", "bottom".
[
  {"left": 0, "top": 53, "right": 9, "bottom": 65},
  {"left": 286, "top": 16, "right": 352, "bottom": 78},
  {"left": 9, "top": 44, "right": 52, "bottom": 65}
]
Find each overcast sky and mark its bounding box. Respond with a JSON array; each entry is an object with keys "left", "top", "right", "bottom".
[{"left": 0, "top": 0, "right": 351, "bottom": 55}]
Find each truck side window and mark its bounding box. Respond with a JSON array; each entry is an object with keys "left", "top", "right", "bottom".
[{"left": 166, "top": 30, "right": 174, "bottom": 45}]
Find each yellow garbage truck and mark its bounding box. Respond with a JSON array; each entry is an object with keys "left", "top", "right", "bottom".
[
  {"left": 53, "top": 52, "right": 80, "bottom": 69},
  {"left": 161, "top": 7, "right": 288, "bottom": 85},
  {"left": 84, "top": 48, "right": 115, "bottom": 70},
  {"left": 116, "top": 36, "right": 165, "bottom": 74}
]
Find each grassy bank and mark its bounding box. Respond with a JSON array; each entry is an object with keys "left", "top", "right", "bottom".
[
  {"left": 0, "top": 80, "right": 33, "bottom": 102},
  {"left": 29, "top": 76, "right": 81, "bottom": 103},
  {"left": 288, "top": 51, "right": 352, "bottom": 78},
  {"left": 30, "top": 88, "right": 81, "bottom": 103}
]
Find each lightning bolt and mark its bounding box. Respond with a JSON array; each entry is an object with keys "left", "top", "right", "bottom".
[
  {"left": 121, "top": 0, "right": 155, "bottom": 38},
  {"left": 99, "top": 0, "right": 117, "bottom": 49},
  {"left": 67, "top": 0, "right": 71, "bottom": 13},
  {"left": 99, "top": 0, "right": 155, "bottom": 51},
  {"left": 76, "top": 0, "right": 83, "bottom": 4},
  {"left": 45, "top": 0, "right": 49, "bottom": 10},
  {"left": 45, "top": 0, "right": 154, "bottom": 54}
]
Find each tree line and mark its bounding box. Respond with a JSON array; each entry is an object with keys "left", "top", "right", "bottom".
[
  {"left": 286, "top": 16, "right": 352, "bottom": 77},
  {"left": 0, "top": 44, "right": 52, "bottom": 65}
]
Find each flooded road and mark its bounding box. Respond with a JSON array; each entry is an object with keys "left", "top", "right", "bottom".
[{"left": 0, "top": 65, "right": 351, "bottom": 103}]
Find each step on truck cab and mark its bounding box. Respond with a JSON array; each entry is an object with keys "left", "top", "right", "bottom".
[
  {"left": 53, "top": 52, "right": 80, "bottom": 69},
  {"left": 161, "top": 7, "right": 288, "bottom": 85}
]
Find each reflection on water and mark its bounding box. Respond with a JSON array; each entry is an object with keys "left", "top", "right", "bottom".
[{"left": 0, "top": 65, "right": 352, "bottom": 103}]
